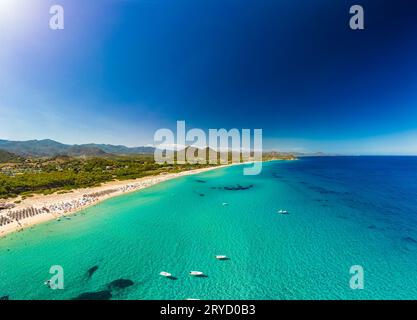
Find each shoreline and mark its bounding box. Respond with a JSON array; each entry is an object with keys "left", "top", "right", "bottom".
[{"left": 0, "top": 165, "right": 230, "bottom": 238}]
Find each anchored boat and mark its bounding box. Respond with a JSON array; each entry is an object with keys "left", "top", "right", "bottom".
[
  {"left": 159, "top": 271, "right": 172, "bottom": 278},
  {"left": 215, "top": 255, "right": 228, "bottom": 260}
]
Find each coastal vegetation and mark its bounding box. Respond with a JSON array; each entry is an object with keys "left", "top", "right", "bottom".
[
  {"left": 0, "top": 142, "right": 296, "bottom": 199},
  {"left": 0, "top": 155, "right": 214, "bottom": 199}
]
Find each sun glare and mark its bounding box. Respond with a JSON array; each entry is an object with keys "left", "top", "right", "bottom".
[
  {"left": 0, "top": 0, "right": 17, "bottom": 14},
  {"left": 0, "top": 0, "right": 22, "bottom": 27},
  {"left": 0, "top": 0, "right": 38, "bottom": 34}
]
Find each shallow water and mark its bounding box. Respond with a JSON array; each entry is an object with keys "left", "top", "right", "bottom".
[{"left": 1, "top": 157, "right": 417, "bottom": 299}]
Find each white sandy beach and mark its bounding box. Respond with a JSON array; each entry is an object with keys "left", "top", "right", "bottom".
[{"left": 0, "top": 165, "right": 226, "bottom": 238}]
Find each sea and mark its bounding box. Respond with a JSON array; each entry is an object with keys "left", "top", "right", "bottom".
[{"left": 1, "top": 157, "right": 417, "bottom": 300}]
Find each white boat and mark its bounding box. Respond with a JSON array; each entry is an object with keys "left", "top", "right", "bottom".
[
  {"left": 186, "top": 298, "right": 200, "bottom": 300},
  {"left": 159, "top": 271, "right": 172, "bottom": 277},
  {"left": 215, "top": 255, "right": 228, "bottom": 260},
  {"left": 278, "top": 209, "right": 289, "bottom": 214},
  {"left": 222, "top": 202, "right": 229, "bottom": 206},
  {"left": 189, "top": 271, "right": 204, "bottom": 276}
]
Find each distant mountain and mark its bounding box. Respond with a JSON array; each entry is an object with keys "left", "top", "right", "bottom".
[
  {"left": 0, "top": 139, "right": 68, "bottom": 157},
  {"left": 291, "top": 151, "right": 343, "bottom": 157},
  {"left": 66, "top": 145, "right": 108, "bottom": 157},
  {"left": 0, "top": 150, "right": 23, "bottom": 163},
  {"left": 0, "top": 139, "right": 156, "bottom": 157},
  {"left": 0, "top": 139, "right": 303, "bottom": 159},
  {"left": 80, "top": 143, "right": 156, "bottom": 155}
]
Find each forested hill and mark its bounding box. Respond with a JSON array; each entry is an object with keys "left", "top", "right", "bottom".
[
  {"left": 0, "top": 150, "right": 23, "bottom": 163},
  {"left": 0, "top": 139, "right": 155, "bottom": 157}
]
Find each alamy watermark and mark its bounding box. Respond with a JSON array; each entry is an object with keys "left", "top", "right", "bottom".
[
  {"left": 154, "top": 121, "right": 263, "bottom": 175},
  {"left": 349, "top": 265, "right": 364, "bottom": 290},
  {"left": 46, "top": 4, "right": 364, "bottom": 32},
  {"left": 48, "top": 4, "right": 364, "bottom": 31},
  {"left": 45, "top": 265, "right": 64, "bottom": 290},
  {"left": 49, "top": 5, "right": 64, "bottom": 30},
  {"left": 349, "top": 5, "right": 365, "bottom": 30}
]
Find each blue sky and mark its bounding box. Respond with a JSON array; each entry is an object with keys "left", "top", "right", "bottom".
[{"left": 1, "top": 0, "right": 417, "bottom": 154}]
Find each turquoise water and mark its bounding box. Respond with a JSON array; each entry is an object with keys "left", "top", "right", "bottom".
[{"left": 1, "top": 157, "right": 417, "bottom": 300}]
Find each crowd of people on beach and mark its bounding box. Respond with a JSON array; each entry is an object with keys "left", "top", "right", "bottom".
[{"left": 0, "top": 182, "right": 149, "bottom": 228}]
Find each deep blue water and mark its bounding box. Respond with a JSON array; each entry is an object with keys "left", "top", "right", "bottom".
[{"left": 1, "top": 157, "right": 417, "bottom": 299}]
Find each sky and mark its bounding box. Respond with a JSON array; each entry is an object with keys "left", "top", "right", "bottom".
[{"left": 0, "top": 0, "right": 417, "bottom": 154}]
